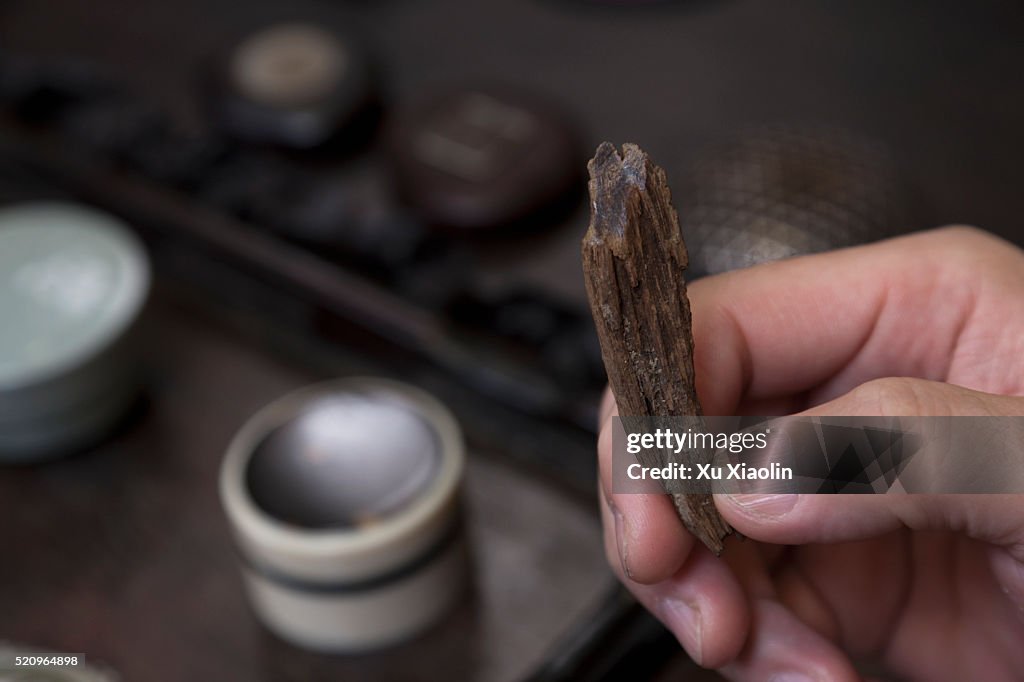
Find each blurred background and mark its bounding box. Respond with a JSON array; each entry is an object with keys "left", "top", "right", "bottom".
[{"left": 0, "top": 0, "right": 1021, "bottom": 680}]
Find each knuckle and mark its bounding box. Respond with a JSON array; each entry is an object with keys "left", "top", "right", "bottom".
[
  {"left": 849, "top": 377, "right": 935, "bottom": 416},
  {"left": 927, "top": 226, "right": 1024, "bottom": 303},
  {"left": 934, "top": 224, "right": 989, "bottom": 244},
  {"left": 931, "top": 225, "right": 1018, "bottom": 268}
]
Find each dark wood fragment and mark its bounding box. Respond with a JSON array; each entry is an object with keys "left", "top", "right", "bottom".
[{"left": 582, "top": 142, "right": 732, "bottom": 555}]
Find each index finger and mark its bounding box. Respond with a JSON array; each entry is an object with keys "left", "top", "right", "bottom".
[{"left": 687, "top": 225, "right": 1023, "bottom": 415}]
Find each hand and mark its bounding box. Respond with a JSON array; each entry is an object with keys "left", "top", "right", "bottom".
[{"left": 597, "top": 227, "right": 1024, "bottom": 681}]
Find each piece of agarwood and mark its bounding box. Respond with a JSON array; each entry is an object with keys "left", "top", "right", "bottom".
[{"left": 582, "top": 142, "right": 732, "bottom": 555}]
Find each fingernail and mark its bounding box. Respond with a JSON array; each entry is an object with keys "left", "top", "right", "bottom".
[
  {"left": 659, "top": 598, "right": 703, "bottom": 664},
  {"left": 768, "top": 674, "right": 813, "bottom": 682},
  {"left": 727, "top": 493, "right": 799, "bottom": 518},
  {"left": 609, "top": 500, "right": 633, "bottom": 580}
]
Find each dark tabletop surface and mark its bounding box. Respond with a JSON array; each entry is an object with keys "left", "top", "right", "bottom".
[{"left": 0, "top": 287, "right": 611, "bottom": 681}]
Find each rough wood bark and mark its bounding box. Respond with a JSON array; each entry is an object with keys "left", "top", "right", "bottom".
[{"left": 582, "top": 142, "right": 732, "bottom": 555}]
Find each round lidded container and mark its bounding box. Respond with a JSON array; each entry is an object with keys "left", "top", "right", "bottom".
[
  {"left": 211, "top": 21, "right": 376, "bottom": 150},
  {"left": 0, "top": 201, "right": 150, "bottom": 461},
  {"left": 220, "top": 377, "right": 468, "bottom": 652}
]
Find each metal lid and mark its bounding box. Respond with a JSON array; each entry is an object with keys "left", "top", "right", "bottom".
[{"left": 0, "top": 202, "right": 149, "bottom": 391}]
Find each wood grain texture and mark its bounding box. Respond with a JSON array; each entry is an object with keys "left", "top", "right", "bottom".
[{"left": 582, "top": 142, "right": 731, "bottom": 555}]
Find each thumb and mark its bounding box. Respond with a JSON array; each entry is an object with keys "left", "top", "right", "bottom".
[{"left": 716, "top": 377, "right": 1024, "bottom": 548}]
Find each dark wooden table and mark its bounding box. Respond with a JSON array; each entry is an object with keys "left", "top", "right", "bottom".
[{"left": 0, "top": 288, "right": 612, "bottom": 681}]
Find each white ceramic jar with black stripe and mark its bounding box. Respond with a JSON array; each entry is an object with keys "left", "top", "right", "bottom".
[{"left": 220, "top": 377, "right": 468, "bottom": 651}]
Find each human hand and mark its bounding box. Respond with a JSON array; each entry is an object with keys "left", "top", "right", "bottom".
[{"left": 597, "top": 227, "right": 1024, "bottom": 681}]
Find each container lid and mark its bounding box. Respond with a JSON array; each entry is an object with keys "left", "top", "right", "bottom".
[{"left": 0, "top": 202, "right": 149, "bottom": 391}]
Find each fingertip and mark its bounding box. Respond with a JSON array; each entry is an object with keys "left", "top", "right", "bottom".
[
  {"left": 600, "top": 485, "right": 688, "bottom": 586},
  {"left": 716, "top": 493, "right": 803, "bottom": 544},
  {"left": 598, "top": 407, "right": 693, "bottom": 584},
  {"left": 657, "top": 547, "right": 750, "bottom": 668},
  {"left": 718, "top": 493, "right": 907, "bottom": 545},
  {"left": 613, "top": 492, "right": 693, "bottom": 584},
  {"left": 599, "top": 490, "right": 750, "bottom": 668}
]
